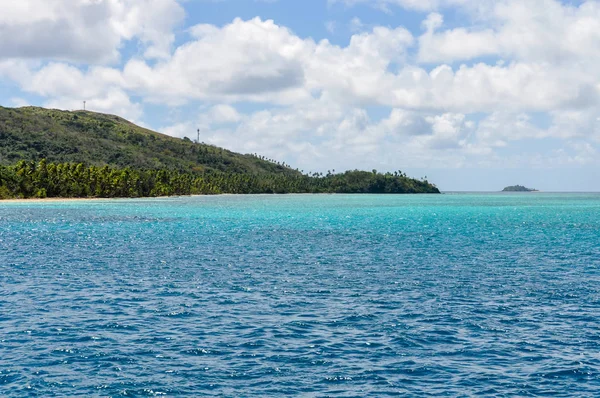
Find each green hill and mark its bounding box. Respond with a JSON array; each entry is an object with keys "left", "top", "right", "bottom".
[
  {"left": 0, "top": 106, "right": 298, "bottom": 176},
  {"left": 0, "top": 106, "right": 440, "bottom": 198}
]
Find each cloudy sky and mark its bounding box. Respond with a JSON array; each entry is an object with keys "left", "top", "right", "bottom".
[{"left": 1, "top": 0, "right": 599, "bottom": 191}]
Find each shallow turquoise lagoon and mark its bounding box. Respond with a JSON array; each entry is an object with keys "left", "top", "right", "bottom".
[{"left": 1, "top": 193, "right": 600, "bottom": 396}]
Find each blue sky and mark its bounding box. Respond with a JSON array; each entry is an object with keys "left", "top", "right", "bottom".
[{"left": 1, "top": 0, "right": 599, "bottom": 191}]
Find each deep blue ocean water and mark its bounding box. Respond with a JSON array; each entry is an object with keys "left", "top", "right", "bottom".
[{"left": 1, "top": 193, "right": 600, "bottom": 397}]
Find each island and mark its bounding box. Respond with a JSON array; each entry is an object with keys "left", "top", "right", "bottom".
[
  {"left": 0, "top": 106, "right": 440, "bottom": 199},
  {"left": 502, "top": 185, "right": 538, "bottom": 192}
]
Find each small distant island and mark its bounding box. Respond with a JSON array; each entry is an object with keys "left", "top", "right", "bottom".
[{"left": 502, "top": 185, "right": 538, "bottom": 192}]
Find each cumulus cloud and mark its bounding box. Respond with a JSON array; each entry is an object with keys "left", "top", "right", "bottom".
[
  {"left": 45, "top": 89, "right": 143, "bottom": 122},
  {"left": 1, "top": 1, "right": 600, "bottom": 180},
  {"left": 161, "top": 95, "right": 600, "bottom": 174},
  {"left": 418, "top": 0, "right": 600, "bottom": 64},
  {"left": 0, "top": 0, "right": 184, "bottom": 63},
  {"left": 122, "top": 18, "right": 313, "bottom": 104},
  {"left": 549, "top": 108, "right": 600, "bottom": 141},
  {"left": 119, "top": 17, "right": 414, "bottom": 105},
  {"left": 164, "top": 100, "right": 497, "bottom": 172},
  {"left": 209, "top": 105, "right": 243, "bottom": 124},
  {"left": 16, "top": 14, "right": 586, "bottom": 114},
  {"left": 1, "top": 61, "right": 141, "bottom": 121},
  {"left": 7, "top": 11, "right": 596, "bottom": 113},
  {"left": 329, "top": 0, "right": 478, "bottom": 12}
]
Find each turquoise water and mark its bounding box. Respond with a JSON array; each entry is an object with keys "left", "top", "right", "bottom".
[{"left": 1, "top": 193, "right": 600, "bottom": 396}]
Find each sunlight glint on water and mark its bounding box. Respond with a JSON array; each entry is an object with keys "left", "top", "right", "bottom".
[{"left": 1, "top": 193, "right": 600, "bottom": 396}]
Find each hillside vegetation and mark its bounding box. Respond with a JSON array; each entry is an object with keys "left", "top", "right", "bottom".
[
  {"left": 502, "top": 185, "right": 537, "bottom": 192},
  {"left": 0, "top": 106, "right": 296, "bottom": 176},
  {"left": 0, "top": 106, "right": 440, "bottom": 198}
]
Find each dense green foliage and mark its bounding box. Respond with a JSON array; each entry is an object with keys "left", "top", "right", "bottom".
[
  {"left": 0, "top": 106, "right": 439, "bottom": 198},
  {"left": 502, "top": 185, "right": 537, "bottom": 192},
  {"left": 0, "top": 160, "right": 439, "bottom": 198},
  {"left": 0, "top": 106, "right": 298, "bottom": 176}
]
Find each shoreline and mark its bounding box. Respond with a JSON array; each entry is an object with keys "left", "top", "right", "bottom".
[
  {"left": 0, "top": 192, "right": 446, "bottom": 203},
  {"left": 0, "top": 197, "right": 137, "bottom": 203},
  {"left": 0, "top": 196, "right": 191, "bottom": 203},
  {"left": 2, "top": 191, "right": 599, "bottom": 203}
]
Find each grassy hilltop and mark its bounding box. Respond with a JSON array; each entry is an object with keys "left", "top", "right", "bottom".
[
  {"left": 0, "top": 106, "right": 297, "bottom": 176},
  {"left": 0, "top": 106, "right": 439, "bottom": 198}
]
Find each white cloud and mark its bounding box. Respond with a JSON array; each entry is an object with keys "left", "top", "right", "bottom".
[
  {"left": 123, "top": 17, "right": 313, "bottom": 104},
  {"left": 0, "top": 60, "right": 36, "bottom": 83},
  {"left": 325, "top": 21, "right": 336, "bottom": 34},
  {"left": 329, "top": 0, "right": 477, "bottom": 12},
  {"left": 0, "top": 0, "right": 184, "bottom": 63},
  {"left": 161, "top": 100, "right": 509, "bottom": 172},
  {"left": 1, "top": 61, "right": 141, "bottom": 121},
  {"left": 209, "top": 105, "right": 243, "bottom": 124},
  {"left": 79, "top": 15, "right": 594, "bottom": 114},
  {"left": 305, "top": 26, "right": 414, "bottom": 105},
  {"left": 9, "top": 97, "right": 30, "bottom": 108},
  {"left": 474, "top": 112, "right": 543, "bottom": 149},
  {"left": 118, "top": 18, "right": 415, "bottom": 107},
  {"left": 421, "top": 12, "right": 443, "bottom": 31},
  {"left": 2, "top": 3, "right": 600, "bottom": 180},
  {"left": 7, "top": 14, "right": 595, "bottom": 116},
  {"left": 45, "top": 88, "right": 143, "bottom": 122},
  {"left": 160, "top": 100, "right": 600, "bottom": 173},
  {"left": 162, "top": 122, "right": 196, "bottom": 139},
  {"left": 390, "top": 61, "right": 598, "bottom": 113},
  {"left": 349, "top": 17, "right": 364, "bottom": 32},
  {"left": 418, "top": 0, "right": 600, "bottom": 64},
  {"left": 418, "top": 13, "right": 498, "bottom": 63},
  {"left": 549, "top": 108, "right": 600, "bottom": 141}
]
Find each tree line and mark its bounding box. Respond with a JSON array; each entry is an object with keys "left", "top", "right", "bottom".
[{"left": 0, "top": 159, "right": 439, "bottom": 199}]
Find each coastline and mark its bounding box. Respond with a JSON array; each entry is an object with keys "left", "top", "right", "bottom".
[
  {"left": 0, "top": 198, "right": 119, "bottom": 204},
  {"left": 0, "top": 191, "right": 447, "bottom": 203},
  {"left": 0, "top": 197, "right": 159, "bottom": 203}
]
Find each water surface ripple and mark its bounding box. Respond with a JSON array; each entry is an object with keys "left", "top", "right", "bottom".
[{"left": 1, "top": 194, "right": 600, "bottom": 396}]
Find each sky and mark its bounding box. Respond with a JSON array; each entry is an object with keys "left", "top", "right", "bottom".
[{"left": 1, "top": 0, "right": 599, "bottom": 191}]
